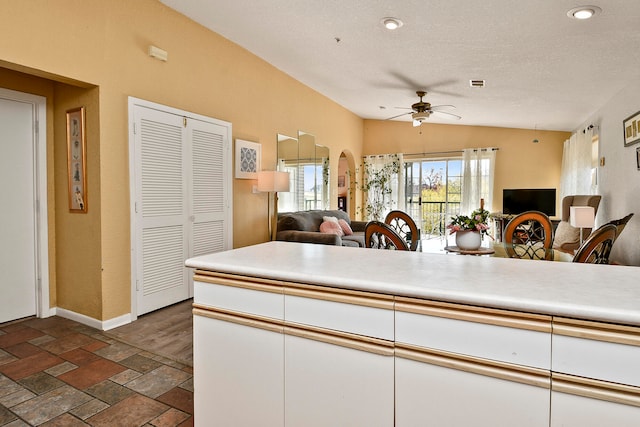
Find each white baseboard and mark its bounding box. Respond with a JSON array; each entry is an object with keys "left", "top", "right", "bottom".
[{"left": 53, "top": 307, "right": 132, "bottom": 331}]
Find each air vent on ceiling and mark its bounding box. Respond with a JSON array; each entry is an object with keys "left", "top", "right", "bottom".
[{"left": 470, "top": 79, "right": 485, "bottom": 88}]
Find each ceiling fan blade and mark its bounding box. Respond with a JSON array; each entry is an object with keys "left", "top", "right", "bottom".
[
  {"left": 385, "top": 111, "right": 412, "bottom": 120},
  {"left": 431, "top": 110, "right": 462, "bottom": 120},
  {"left": 430, "top": 105, "right": 457, "bottom": 111}
]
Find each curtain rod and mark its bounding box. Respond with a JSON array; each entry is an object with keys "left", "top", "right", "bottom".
[{"left": 403, "top": 147, "right": 499, "bottom": 157}]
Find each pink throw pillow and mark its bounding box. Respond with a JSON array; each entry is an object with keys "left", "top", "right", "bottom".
[
  {"left": 338, "top": 219, "right": 353, "bottom": 235},
  {"left": 320, "top": 220, "right": 344, "bottom": 236}
]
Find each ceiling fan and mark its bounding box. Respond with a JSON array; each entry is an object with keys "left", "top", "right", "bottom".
[{"left": 387, "top": 91, "right": 461, "bottom": 126}]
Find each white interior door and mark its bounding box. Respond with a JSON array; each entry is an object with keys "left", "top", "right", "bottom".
[
  {"left": 130, "top": 99, "right": 231, "bottom": 317},
  {"left": 189, "top": 118, "right": 229, "bottom": 257},
  {"left": 133, "top": 108, "right": 189, "bottom": 316},
  {"left": 0, "top": 94, "right": 39, "bottom": 322}
]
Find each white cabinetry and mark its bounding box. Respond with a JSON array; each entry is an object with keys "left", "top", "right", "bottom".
[
  {"left": 193, "top": 275, "right": 284, "bottom": 427},
  {"left": 192, "top": 269, "right": 640, "bottom": 427},
  {"left": 193, "top": 275, "right": 394, "bottom": 427},
  {"left": 284, "top": 284, "right": 395, "bottom": 426},
  {"left": 550, "top": 318, "right": 640, "bottom": 426},
  {"left": 395, "top": 297, "right": 551, "bottom": 427},
  {"left": 193, "top": 312, "right": 283, "bottom": 427}
]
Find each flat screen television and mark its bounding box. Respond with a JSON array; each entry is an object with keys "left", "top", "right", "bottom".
[{"left": 503, "top": 188, "right": 556, "bottom": 217}]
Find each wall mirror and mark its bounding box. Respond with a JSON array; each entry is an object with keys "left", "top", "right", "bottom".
[{"left": 277, "top": 131, "right": 329, "bottom": 213}]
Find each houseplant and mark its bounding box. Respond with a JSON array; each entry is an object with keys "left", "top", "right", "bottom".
[
  {"left": 446, "top": 207, "right": 491, "bottom": 250},
  {"left": 356, "top": 155, "right": 401, "bottom": 221}
]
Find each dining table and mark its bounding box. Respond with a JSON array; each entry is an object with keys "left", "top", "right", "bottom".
[{"left": 446, "top": 241, "right": 574, "bottom": 262}]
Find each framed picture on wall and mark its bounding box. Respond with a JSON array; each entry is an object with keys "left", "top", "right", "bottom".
[
  {"left": 66, "top": 107, "right": 87, "bottom": 212},
  {"left": 235, "top": 139, "right": 261, "bottom": 179},
  {"left": 623, "top": 110, "right": 640, "bottom": 146},
  {"left": 636, "top": 147, "right": 640, "bottom": 170}
]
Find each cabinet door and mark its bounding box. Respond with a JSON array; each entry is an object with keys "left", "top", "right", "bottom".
[
  {"left": 396, "top": 347, "right": 550, "bottom": 427},
  {"left": 193, "top": 311, "right": 284, "bottom": 427},
  {"left": 284, "top": 328, "right": 394, "bottom": 427},
  {"left": 551, "top": 382, "right": 640, "bottom": 427}
]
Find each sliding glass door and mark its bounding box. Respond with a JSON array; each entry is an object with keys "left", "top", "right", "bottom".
[{"left": 404, "top": 158, "right": 463, "bottom": 245}]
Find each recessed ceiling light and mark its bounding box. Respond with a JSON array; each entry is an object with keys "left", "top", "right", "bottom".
[
  {"left": 381, "top": 17, "right": 403, "bottom": 30},
  {"left": 567, "top": 6, "right": 601, "bottom": 20}
]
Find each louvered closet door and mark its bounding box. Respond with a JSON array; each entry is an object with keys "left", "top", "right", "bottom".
[
  {"left": 134, "top": 107, "right": 190, "bottom": 315},
  {"left": 188, "top": 118, "right": 228, "bottom": 257}
]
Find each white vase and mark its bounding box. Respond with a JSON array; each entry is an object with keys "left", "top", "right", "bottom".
[{"left": 455, "top": 230, "right": 482, "bottom": 250}]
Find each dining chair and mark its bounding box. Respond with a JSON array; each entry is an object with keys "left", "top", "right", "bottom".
[
  {"left": 384, "top": 210, "right": 420, "bottom": 251},
  {"left": 602, "top": 213, "right": 633, "bottom": 243},
  {"left": 503, "top": 210, "right": 554, "bottom": 260},
  {"left": 572, "top": 224, "right": 617, "bottom": 264},
  {"left": 365, "top": 221, "right": 410, "bottom": 250}
]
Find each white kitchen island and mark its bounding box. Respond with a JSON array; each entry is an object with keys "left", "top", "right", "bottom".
[{"left": 186, "top": 241, "right": 640, "bottom": 427}]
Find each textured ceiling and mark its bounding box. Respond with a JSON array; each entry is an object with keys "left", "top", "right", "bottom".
[{"left": 160, "top": 0, "right": 640, "bottom": 131}]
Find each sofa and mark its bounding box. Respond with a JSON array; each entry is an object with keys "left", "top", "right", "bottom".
[{"left": 276, "top": 210, "right": 368, "bottom": 247}]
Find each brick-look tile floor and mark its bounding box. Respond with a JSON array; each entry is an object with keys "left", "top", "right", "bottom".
[{"left": 0, "top": 316, "right": 193, "bottom": 426}]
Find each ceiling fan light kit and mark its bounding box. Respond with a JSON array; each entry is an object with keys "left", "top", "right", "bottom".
[
  {"left": 385, "top": 90, "right": 461, "bottom": 126},
  {"left": 412, "top": 111, "right": 430, "bottom": 127}
]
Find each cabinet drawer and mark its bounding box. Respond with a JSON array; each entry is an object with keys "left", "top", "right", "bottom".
[
  {"left": 284, "top": 284, "right": 394, "bottom": 340},
  {"left": 194, "top": 273, "right": 283, "bottom": 320},
  {"left": 395, "top": 298, "right": 552, "bottom": 369},
  {"left": 552, "top": 318, "right": 640, "bottom": 387}
]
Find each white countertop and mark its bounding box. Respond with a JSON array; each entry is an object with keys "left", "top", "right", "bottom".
[{"left": 186, "top": 241, "right": 640, "bottom": 326}]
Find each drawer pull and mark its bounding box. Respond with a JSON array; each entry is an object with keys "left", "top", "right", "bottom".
[
  {"left": 553, "top": 373, "right": 640, "bottom": 407},
  {"left": 284, "top": 283, "right": 394, "bottom": 310},
  {"left": 396, "top": 343, "right": 550, "bottom": 388},
  {"left": 395, "top": 298, "right": 551, "bottom": 333},
  {"left": 193, "top": 306, "right": 283, "bottom": 334},
  {"left": 284, "top": 322, "right": 394, "bottom": 356},
  {"left": 554, "top": 317, "right": 640, "bottom": 346},
  {"left": 194, "top": 271, "right": 283, "bottom": 294}
]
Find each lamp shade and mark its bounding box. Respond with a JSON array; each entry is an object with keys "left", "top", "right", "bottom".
[
  {"left": 569, "top": 206, "right": 595, "bottom": 228},
  {"left": 257, "top": 171, "right": 290, "bottom": 192}
]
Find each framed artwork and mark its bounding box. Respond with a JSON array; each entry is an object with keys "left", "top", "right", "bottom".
[
  {"left": 235, "top": 139, "right": 261, "bottom": 179},
  {"left": 338, "top": 175, "right": 345, "bottom": 187},
  {"left": 636, "top": 147, "right": 640, "bottom": 170},
  {"left": 623, "top": 110, "right": 640, "bottom": 146},
  {"left": 66, "top": 107, "right": 87, "bottom": 212}
]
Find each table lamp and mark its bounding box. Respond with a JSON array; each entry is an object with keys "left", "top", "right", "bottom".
[
  {"left": 258, "top": 171, "right": 290, "bottom": 240},
  {"left": 570, "top": 206, "right": 595, "bottom": 245}
]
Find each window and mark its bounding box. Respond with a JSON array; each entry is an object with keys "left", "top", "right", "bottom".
[{"left": 404, "top": 157, "right": 463, "bottom": 240}]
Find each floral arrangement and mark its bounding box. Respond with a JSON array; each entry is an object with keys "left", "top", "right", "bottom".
[{"left": 446, "top": 208, "right": 491, "bottom": 237}]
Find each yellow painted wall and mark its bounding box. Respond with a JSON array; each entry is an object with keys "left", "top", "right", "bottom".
[
  {"left": 0, "top": 0, "right": 363, "bottom": 322},
  {"left": 364, "top": 120, "right": 570, "bottom": 214},
  {"left": 0, "top": 0, "right": 571, "bottom": 323}
]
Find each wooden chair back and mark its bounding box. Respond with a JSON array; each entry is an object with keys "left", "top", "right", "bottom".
[
  {"left": 603, "top": 213, "right": 633, "bottom": 243},
  {"left": 365, "top": 221, "right": 410, "bottom": 251},
  {"left": 572, "top": 224, "right": 617, "bottom": 264},
  {"left": 503, "top": 210, "right": 554, "bottom": 260},
  {"left": 384, "top": 210, "right": 420, "bottom": 251}
]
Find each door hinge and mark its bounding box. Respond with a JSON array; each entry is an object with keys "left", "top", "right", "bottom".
[
  {"left": 183, "top": 117, "right": 187, "bottom": 127},
  {"left": 136, "top": 279, "right": 140, "bottom": 291},
  {"left": 133, "top": 122, "right": 137, "bottom": 135},
  {"left": 135, "top": 202, "right": 138, "bottom": 213}
]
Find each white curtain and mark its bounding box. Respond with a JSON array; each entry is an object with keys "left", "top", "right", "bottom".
[
  {"left": 362, "top": 153, "right": 404, "bottom": 220},
  {"left": 460, "top": 148, "right": 496, "bottom": 215},
  {"left": 559, "top": 128, "right": 595, "bottom": 199}
]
